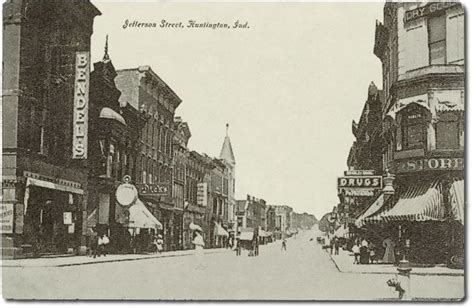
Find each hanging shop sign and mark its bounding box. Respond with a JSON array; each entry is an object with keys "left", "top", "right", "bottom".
[
  {"left": 396, "top": 157, "right": 464, "bottom": 174},
  {"left": 337, "top": 176, "right": 382, "bottom": 189},
  {"left": 72, "top": 51, "right": 90, "bottom": 159},
  {"left": 344, "top": 170, "right": 375, "bottom": 176},
  {"left": 405, "top": 2, "right": 461, "bottom": 23},
  {"left": 197, "top": 183, "right": 208, "bottom": 207},
  {"left": 0, "top": 203, "right": 14, "bottom": 234},
  {"left": 341, "top": 188, "right": 375, "bottom": 197},
  {"left": 138, "top": 183, "right": 169, "bottom": 196},
  {"left": 63, "top": 212, "right": 73, "bottom": 225},
  {"left": 116, "top": 175, "right": 138, "bottom": 207}
]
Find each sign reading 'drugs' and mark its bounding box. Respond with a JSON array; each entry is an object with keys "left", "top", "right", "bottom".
[
  {"left": 72, "top": 51, "right": 90, "bottom": 159},
  {"left": 337, "top": 176, "right": 382, "bottom": 189},
  {"left": 405, "top": 2, "right": 461, "bottom": 23},
  {"left": 397, "top": 158, "right": 464, "bottom": 173}
]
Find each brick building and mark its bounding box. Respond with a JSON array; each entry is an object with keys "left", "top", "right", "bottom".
[{"left": 2, "top": 0, "right": 100, "bottom": 258}]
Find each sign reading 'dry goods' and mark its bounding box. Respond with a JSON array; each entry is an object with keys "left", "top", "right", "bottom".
[
  {"left": 0, "top": 204, "right": 14, "bottom": 234},
  {"left": 404, "top": 2, "right": 461, "bottom": 23},
  {"left": 337, "top": 176, "right": 382, "bottom": 189},
  {"left": 397, "top": 157, "right": 464, "bottom": 173},
  {"left": 72, "top": 51, "right": 90, "bottom": 159}
]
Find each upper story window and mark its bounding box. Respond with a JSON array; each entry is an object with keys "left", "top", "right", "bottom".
[
  {"left": 428, "top": 14, "right": 446, "bottom": 65},
  {"left": 400, "top": 106, "right": 427, "bottom": 150},
  {"left": 436, "top": 112, "right": 462, "bottom": 149}
]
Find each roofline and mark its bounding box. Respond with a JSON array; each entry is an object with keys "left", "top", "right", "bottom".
[{"left": 116, "top": 66, "right": 182, "bottom": 108}]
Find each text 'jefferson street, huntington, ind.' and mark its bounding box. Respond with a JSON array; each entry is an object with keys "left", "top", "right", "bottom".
[{"left": 122, "top": 19, "right": 250, "bottom": 30}]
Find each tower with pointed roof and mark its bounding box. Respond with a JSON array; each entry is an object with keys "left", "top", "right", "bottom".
[{"left": 219, "top": 124, "right": 236, "bottom": 230}]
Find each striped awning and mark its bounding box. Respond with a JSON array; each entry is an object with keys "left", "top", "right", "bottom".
[
  {"left": 355, "top": 194, "right": 388, "bottom": 228},
  {"left": 376, "top": 181, "right": 444, "bottom": 222},
  {"left": 450, "top": 179, "right": 464, "bottom": 225}
]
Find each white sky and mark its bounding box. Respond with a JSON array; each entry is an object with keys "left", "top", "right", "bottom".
[{"left": 90, "top": 1, "right": 384, "bottom": 219}]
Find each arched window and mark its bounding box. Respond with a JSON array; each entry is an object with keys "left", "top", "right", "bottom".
[{"left": 436, "top": 112, "right": 461, "bottom": 149}]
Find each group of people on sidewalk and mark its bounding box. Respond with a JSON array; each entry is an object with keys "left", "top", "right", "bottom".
[{"left": 88, "top": 230, "right": 110, "bottom": 258}]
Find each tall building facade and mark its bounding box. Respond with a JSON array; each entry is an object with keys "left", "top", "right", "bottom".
[
  {"left": 362, "top": 2, "right": 464, "bottom": 265},
  {"left": 219, "top": 124, "right": 236, "bottom": 234},
  {"left": 115, "top": 66, "right": 182, "bottom": 251},
  {"left": 87, "top": 39, "right": 146, "bottom": 252},
  {"left": 2, "top": 0, "right": 100, "bottom": 258}
]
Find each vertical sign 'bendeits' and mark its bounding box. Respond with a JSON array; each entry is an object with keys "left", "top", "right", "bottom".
[{"left": 72, "top": 51, "right": 90, "bottom": 159}]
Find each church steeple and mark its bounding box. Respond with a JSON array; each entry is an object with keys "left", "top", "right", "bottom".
[
  {"left": 220, "top": 123, "right": 235, "bottom": 165},
  {"left": 103, "top": 34, "right": 110, "bottom": 62}
]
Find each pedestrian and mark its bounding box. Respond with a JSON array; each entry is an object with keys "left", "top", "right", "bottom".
[
  {"left": 235, "top": 239, "right": 241, "bottom": 256},
  {"left": 88, "top": 228, "right": 98, "bottom": 258},
  {"left": 382, "top": 237, "right": 395, "bottom": 264},
  {"left": 192, "top": 230, "right": 205, "bottom": 270},
  {"left": 334, "top": 237, "right": 340, "bottom": 255},
  {"left": 281, "top": 238, "right": 287, "bottom": 251},
  {"left": 352, "top": 242, "right": 360, "bottom": 264},
  {"left": 156, "top": 234, "right": 164, "bottom": 253},
  {"left": 368, "top": 241, "right": 376, "bottom": 264}
]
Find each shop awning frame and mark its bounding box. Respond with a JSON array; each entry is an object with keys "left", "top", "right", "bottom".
[
  {"left": 370, "top": 180, "right": 444, "bottom": 223},
  {"left": 127, "top": 199, "right": 163, "bottom": 230},
  {"left": 450, "top": 179, "right": 464, "bottom": 225}
]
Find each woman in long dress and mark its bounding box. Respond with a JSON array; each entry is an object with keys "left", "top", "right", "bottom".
[
  {"left": 382, "top": 237, "right": 395, "bottom": 264},
  {"left": 192, "top": 230, "right": 205, "bottom": 269}
]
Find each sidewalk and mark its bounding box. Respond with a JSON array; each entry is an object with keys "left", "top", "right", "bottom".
[
  {"left": 1, "top": 248, "right": 228, "bottom": 268},
  {"left": 327, "top": 248, "right": 464, "bottom": 277}
]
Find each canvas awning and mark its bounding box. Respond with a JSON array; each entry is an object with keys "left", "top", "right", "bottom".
[
  {"left": 238, "top": 231, "right": 253, "bottom": 241},
  {"left": 258, "top": 228, "right": 271, "bottom": 237},
  {"left": 376, "top": 181, "right": 444, "bottom": 222},
  {"left": 450, "top": 179, "right": 464, "bottom": 225},
  {"left": 99, "top": 107, "right": 126, "bottom": 125},
  {"left": 355, "top": 194, "right": 390, "bottom": 228},
  {"left": 127, "top": 199, "right": 162, "bottom": 230},
  {"left": 215, "top": 222, "right": 229, "bottom": 237},
  {"left": 334, "top": 225, "right": 349, "bottom": 238}
]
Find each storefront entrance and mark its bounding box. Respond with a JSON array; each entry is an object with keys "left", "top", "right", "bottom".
[{"left": 23, "top": 186, "right": 82, "bottom": 255}]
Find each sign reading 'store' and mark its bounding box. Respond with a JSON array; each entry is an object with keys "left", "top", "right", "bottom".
[
  {"left": 337, "top": 176, "right": 382, "bottom": 189},
  {"left": 72, "top": 51, "right": 90, "bottom": 159}
]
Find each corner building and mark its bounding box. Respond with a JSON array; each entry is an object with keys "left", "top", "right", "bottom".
[
  {"left": 369, "top": 2, "right": 464, "bottom": 266},
  {"left": 2, "top": 0, "right": 100, "bottom": 258}
]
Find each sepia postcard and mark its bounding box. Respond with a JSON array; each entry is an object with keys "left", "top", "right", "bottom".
[{"left": 1, "top": 0, "right": 465, "bottom": 301}]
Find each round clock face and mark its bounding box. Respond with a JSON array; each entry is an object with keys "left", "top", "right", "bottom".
[{"left": 116, "top": 183, "right": 138, "bottom": 207}]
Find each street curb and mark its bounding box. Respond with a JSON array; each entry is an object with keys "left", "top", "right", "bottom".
[
  {"left": 1, "top": 249, "right": 227, "bottom": 268},
  {"left": 324, "top": 249, "right": 464, "bottom": 277}
]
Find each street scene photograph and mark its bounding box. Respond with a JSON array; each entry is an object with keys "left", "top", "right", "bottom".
[{"left": 1, "top": 0, "right": 466, "bottom": 302}]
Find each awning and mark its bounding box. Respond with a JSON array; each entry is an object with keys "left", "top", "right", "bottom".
[
  {"left": 354, "top": 194, "right": 390, "bottom": 228},
  {"left": 258, "top": 228, "right": 271, "bottom": 237},
  {"left": 238, "top": 231, "right": 254, "bottom": 241},
  {"left": 215, "top": 222, "right": 229, "bottom": 237},
  {"left": 334, "top": 225, "right": 349, "bottom": 238},
  {"left": 26, "top": 177, "right": 83, "bottom": 195},
  {"left": 127, "top": 199, "right": 162, "bottom": 230},
  {"left": 378, "top": 181, "right": 444, "bottom": 222},
  {"left": 450, "top": 179, "right": 464, "bottom": 225},
  {"left": 99, "top": 107, "right": 126, "bottom": 125}
]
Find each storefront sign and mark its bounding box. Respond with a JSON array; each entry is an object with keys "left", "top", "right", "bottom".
[
  {"left": 397, "top": 157, "right": 464, "bottom": 173},
  {"left": 337, "top": 176, "right": 382, "bottom": 189},
  {"left": 197, "top": 183, "right": 208, "bottom": 207},
  {"left": 341, "top": 188, "right": 375, "bottom": 197},
  {"left": 344, "top": 170, "right": 375, "bottom": 176},
  {"left": 0, "top": 203, "right": 14, "bottom": 233},
  {"left": 405, "top": 2, "right": 460, "bottom": 23},
  {"left": 138, "top": 183, "right": 169, "bottom": 196},
  {"left": 72, "top": 51, "right": 90, "bottom": 159},
  {"left": 63, "top": 212, "right": 73, "bottom": 225}
]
